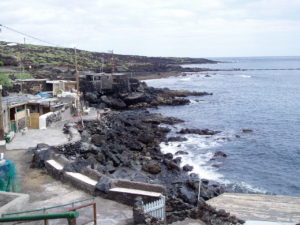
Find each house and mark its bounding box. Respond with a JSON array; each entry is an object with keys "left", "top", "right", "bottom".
[
  {"left": 80, "top": 72, "right": 140, "bottom": 93},
  {"left": 13, "top": 79, "right": 77, "bottom": 96},
  {"left": 1, "top": 95, "right": 62, "bottom": 134},
  {"left": 46, "top": 80, "right": 76, "bottom": 96},
  {"left": 14, "top": 79, "right": 48, "bottom": 94}
]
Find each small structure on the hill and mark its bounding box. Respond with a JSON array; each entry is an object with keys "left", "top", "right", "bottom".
[
  {"left": 14, "top": 79, "right": 76, "bottom": 96},
  {"left": 80, "top": 72, "right": 140, "bottom": 94}
]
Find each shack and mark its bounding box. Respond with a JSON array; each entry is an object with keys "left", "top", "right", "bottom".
[
  {"left": 13, "top": 79, "right": 77, "bottom": 96},
  {"left": 14, "top": 79, "right": 48, "bottom": 94},
  {"left": 46, "top": 80, "right": 76, "bottom": 96},
  {"left": 80, "top": 72, "right": 140, "bottom": 94},
  {"left": 1, "top": 95, "right": 62, "bottom": 133}
]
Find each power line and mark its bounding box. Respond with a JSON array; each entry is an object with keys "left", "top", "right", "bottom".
[{"left": 0, "top": 24, "right": 60, "bottom": 47}]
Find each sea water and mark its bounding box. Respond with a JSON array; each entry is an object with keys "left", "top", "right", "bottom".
[{"left": 145, "top": 56, "right": 300, "bottom": 196}]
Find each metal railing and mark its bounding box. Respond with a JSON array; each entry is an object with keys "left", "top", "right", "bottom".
[
  {"left": 2, "top": 197, "right": 95, "bottom": 217},
  {"left": 1, "top": 197, "right": 97, "bottom": 225},
  {"left": 0, "top": 211, "right": 79, "bottom": 225},
  {"left": 66, "top": 202, "right": 97, "bottom": 225}
]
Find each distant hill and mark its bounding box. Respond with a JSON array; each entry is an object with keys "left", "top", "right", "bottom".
[{"left": 0, "top": 41, "right": 216, "bottom": 73}]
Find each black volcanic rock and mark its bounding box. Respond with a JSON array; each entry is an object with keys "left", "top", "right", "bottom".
[{"left": 178, "top": 128, "right": 221, "bottom": 135}]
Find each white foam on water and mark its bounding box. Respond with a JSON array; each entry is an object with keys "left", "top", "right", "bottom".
[
  {"left": 160, "top": 136, "right": 224, "bottom": 181},
  {"left": 161, "top": 130, "right": 268, "bottom": 193},
  {"left": 236, "top": 74, "right": 251, "bottom": 78},
  {"left": 189, "top": 99, "right": 208, "bottom": 104},
  {"left": 228, "top": 181, "right": 268, "bottom": 194},
  {"left": 179, "top": 77, "right": 191, "bottom": 81}
]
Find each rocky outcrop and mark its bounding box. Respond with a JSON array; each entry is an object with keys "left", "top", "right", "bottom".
[
  {"left": 177, "top": 128, "right": 221, "bottom": 135},
  {"left": 191, "top": 200, "right": 245, "bottom": 225},
  {"left": 31, "top": 111, "right": 224, "bottom": 207},
  {"left": 81, "top": 77, "right": 212, "bottom": 110}
]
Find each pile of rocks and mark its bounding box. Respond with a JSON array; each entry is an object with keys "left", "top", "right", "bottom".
[
  {"left": 31, "top": 111, "right": 224, "bottom": 207},
  {"left": 81, "top": 78, "right": 212, "bottom": 110}
]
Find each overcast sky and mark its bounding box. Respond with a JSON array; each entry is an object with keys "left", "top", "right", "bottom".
[{"left": 1, "top": 0, "right": 300, "bottom": 57}]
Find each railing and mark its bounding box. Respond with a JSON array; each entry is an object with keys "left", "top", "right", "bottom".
[
  {"left": 66, "top": 202, "right": 97, "bottom": 225},
  {"left": 1, "top": 197, "right": 97, "bottom": 225},
  {"left": 0, "top": 211, "right": 79, "bottom": 225},
  {"left": 2, "top": 197, "right": 95, "bottom": 217},
  {"left": 142, "top": 195, "right": 166, "bottom": 222}
]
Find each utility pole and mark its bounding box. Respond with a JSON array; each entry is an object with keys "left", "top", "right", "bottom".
[
  {"left": 74, "top": 47, "right": 82, "bottom": 116},
  {"left": 0, "top": 85, "right": 4, "bottom": 141},
  {"left": 74, "top": 47, "right": 79, "bottom": 94},
  {"left": 109, "top": 50, "right": 115, "bottom": 75}
]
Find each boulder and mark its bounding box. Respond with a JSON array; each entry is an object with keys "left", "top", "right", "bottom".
[
  {"left": 211, "top": 151, "right": 227, "bottom": 160},
  {"left": 175, "top": 150, "right": 189, "bottom": 155},
  {"left": 167, "top": 136, "right": 188, "bottom": 142},
  {"left": 142, "top": 162, "right": 162, "bottom": 174},
  {"left": 242, "top": 129, "right": 254, "bottom": 133},
  {"left": 96, "top": 176, "right": 112, "bottom": 193},
  {"left": 183, "top": 164, "right": 193, "bottom": 172},
  {"left": 178, "top": 128, "right": 221, "bottom": 135},
  {"left": 91, "top": 134, "right": 106, "bottom": 146},
  {"left": 164, "top": 159, "right": 180, "bottom": 171},
  {"left": 101, "top": 95, "right": 127, "bottom": 109}
]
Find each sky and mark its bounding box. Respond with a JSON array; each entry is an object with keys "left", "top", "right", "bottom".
[{"left": 0, "top": 0, "right": 300, "bottom": 57}]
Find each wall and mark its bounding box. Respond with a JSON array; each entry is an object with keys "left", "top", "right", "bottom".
[{"left": 2, "top": 108, "right": 9, "bottom": 133}]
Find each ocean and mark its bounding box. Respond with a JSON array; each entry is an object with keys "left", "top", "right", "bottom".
[{"left": 145, "top": 56, "right": 300, "bottom": 196}]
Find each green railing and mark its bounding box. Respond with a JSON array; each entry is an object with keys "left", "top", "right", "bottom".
[
  {"left": 2, "top": 197, "right": 94, "bottom": 217},
  {"left": 0, "top": 211, "right": 79, "bottom": 224}
]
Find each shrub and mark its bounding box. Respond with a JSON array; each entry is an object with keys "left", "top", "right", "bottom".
[
  {"left": 0, "top": 74, "right": 12, "bottom": 87},
  {"left": 0, "top": 61, "right": 4, "bottom": 66},
  {"left": 15, "top": 73, "right": 33, "bottom": 79}
]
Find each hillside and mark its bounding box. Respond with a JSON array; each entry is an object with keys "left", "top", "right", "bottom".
[{"left": 0, "top": 41, "right": 216, "bottom": 73}]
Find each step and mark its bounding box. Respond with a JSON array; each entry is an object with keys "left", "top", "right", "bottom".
[
  {"left": 65, "top": 172, "right": 98, "bottom": 186},
  {"left": 109, "top": 187, "right": 161, "bottom": 198}
]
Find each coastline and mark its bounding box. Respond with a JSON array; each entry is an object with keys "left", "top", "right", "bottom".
[{"left": 135, "top": 71, "right": 183, "bottom": 80}]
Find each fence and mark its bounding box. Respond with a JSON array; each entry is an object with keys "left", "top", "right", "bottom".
[{"left": 142, "top": 195, "right": 166, "bottom": 222}]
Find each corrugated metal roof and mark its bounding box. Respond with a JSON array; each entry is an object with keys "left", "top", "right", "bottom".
[{"left": 2, "top": 95, "right": 58, "bottom": 107}]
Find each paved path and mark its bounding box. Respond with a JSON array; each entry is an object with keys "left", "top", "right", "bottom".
[
  {"left": 6, "top": 128, "right": 69, "bottom": 150},
  {"left": 207, "top": 193, "right": 300, "bottom": 224}
]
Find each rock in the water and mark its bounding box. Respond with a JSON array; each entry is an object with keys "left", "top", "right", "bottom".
[
  {"left": 183, "top": 164, "right": 193, "bottom": 172},
  {"left": 242, "top": 129, "right": 254, "bottom": 133},
  {"left": 178, "top": 128, "right": 221, "bottom": 135},
  {"left": 167, "top": 136, "right": 188, "bottom": 142},
  {"left": 211, "top": 151, "right": 228, "bottom": 160},
  {"left": 175, "top": 150, "right": 189, "bottom": 155}
]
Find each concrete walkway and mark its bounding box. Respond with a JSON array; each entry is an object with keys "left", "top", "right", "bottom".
[
  {"left": 6, "top": 128, "right": 69, "bottom": 150},
  {"left": 245, "top": 221, "right": 294, "bottom": 225},
  {"left": 207, "top": 193, "right": 300, "bottom": 224}
]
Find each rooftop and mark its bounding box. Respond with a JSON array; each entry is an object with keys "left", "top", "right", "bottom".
[{"left": 2, "top": 95, "right": 58, "bottom": 107}]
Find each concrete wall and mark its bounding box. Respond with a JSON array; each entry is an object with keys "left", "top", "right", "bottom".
[{"left": 0, "top": 191, "right": 29, "bottom": 217}]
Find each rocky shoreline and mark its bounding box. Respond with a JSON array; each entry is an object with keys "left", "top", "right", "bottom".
[
  {"left": 31, "top": 110, "right": 242, "bottom": 223},
  {"left": 30, "top": 77, "right": 245, "bottom": 224}
]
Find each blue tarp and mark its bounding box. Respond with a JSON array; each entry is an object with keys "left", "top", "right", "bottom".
[{"left": 37, "top": 92, "right": 52, "bottom": 98}]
